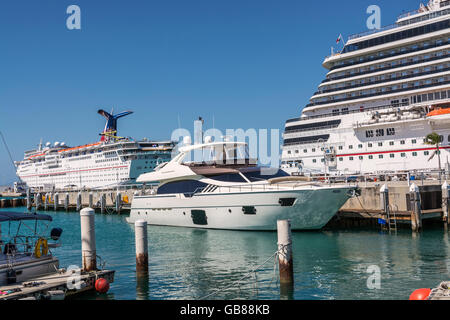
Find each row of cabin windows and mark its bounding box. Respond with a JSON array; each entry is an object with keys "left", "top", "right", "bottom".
[
  {"left": 331, "top": 36, "right": 450, "bottom": 72},
  {"left": 337, "top": 150, "right": 440, "bottom": 161},
  {"left": 320, "top": 61, "right": 449, "bottom": 94},
  {"left": 319, "top": 99, "right": 408, "bottom": 118},
  {"left": 287, "top": 136, "right": 449, "bottom": 155},
  {"left": 328, "top": 45, "right": 449, "bottom": 82},
  {"left": 412, "top": 89, "right": 450, "bottom": 104},
  {"left": 342, "top": 20, "right": 450, "bottom": 54},
  {"left": 308, "top": 150, "right": 442, "bottom": 163},
  {"left": 312, "top": 75, "right": 449, "bottom": 105}
]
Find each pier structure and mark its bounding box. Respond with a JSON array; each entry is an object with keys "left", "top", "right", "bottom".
[
  {"left": 0, "top": 186, "right": 146, "bottom": 214},
  {"left": 332, "top": 178, "right": 450, "bottom": 231},
  {"left": 2, "top": 175, "right": 450, "bottom": 231}
]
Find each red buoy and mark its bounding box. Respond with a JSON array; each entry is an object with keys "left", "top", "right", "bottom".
[
  {"left": 409, "top": 288, "right": 431, "bottom": 300},
  {"left": 95, "top": 278, "right": 110, "bottom": 294}
]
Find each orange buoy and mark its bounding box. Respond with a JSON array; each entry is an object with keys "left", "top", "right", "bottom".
[
  {"left": 409, "top": 288, "right": 431, "bottom": 300},
  {"left": 95, "top": 278, "right": 110, "bottom": 293}
]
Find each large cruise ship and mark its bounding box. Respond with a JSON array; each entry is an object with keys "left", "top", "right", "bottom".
[
  {"left": 281, "top": 0, "right": 450, "bottom": 175},
  {"left": 15, "top": 110, "right": 175, "bottom": 190}
]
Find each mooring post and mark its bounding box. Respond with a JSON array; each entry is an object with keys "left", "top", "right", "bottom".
[
  {"left": 76, "top": 192, "right": 82, "bottom": 211},
  {"left": 380, "top": 184, "right": 389, "bottom": 230},
  {"left": 442, "top": 182, "right": 449, "bottom": 225},
  {"left": 410, "top": 183, "right": 422, "bottom": 232},
  {"left": 64, "top": 193, "right": 69, "bottom": 211},
  {"left": 54, "top": 193, "right": 59, "bottom": 211},
  {"left": 277, "top": 220, "right": 293, "bottom": 284},
  {"left": 44, "top": 193, "right": 49, "bottom": 211},
  {"left": 36, "top": 193, "right": 41, "bottom": 210},
  {"left": 135, "top": 220, "right": 149, "bottom": 275},
  {"left": 380, "top": 184, "right": 389, "bottom": 214},
  {"left": 80, "top": 208, "right": 97, "bottom": 272},
  {"left": 88, "top": 192, "right": 93, "bottom": 209},
  {"left": 26, "top": 188, "right": 31, "bottom": 211},
  {"left": 115, "top": 192, "right": 121, "bottom": 214},
  {"left": 100, "top": 194, "right": 106, "bottom": 214},
  {"left": 135, "top": 218, "right": 150, "bottom": 301}
]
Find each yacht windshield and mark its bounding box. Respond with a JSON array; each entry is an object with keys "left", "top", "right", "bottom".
[{"left": 241, "top": 169, "right": 289, "bottom": 182}]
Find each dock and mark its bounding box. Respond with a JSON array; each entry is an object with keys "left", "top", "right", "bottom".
[
  {"left": 327, "top": 178, "right": 450, "bottom": 231},
  {"left": 2, "top": 175, "right": 450, "bottom": 232},
  {"left": 0, "top": 187, "right": 149, "bottom": 214},
  {"left": 0, "top": 269, "right": 115, "bottom": 300}
]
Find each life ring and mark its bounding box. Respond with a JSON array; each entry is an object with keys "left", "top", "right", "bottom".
[{"left": 34, "top": 238, "right": 48, "bottom": 258}]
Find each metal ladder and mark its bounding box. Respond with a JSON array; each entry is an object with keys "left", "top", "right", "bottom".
[{"left": 387, "top": 204, "right": 398, "bottom": 233}]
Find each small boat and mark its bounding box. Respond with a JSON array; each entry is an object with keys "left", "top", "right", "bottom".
[
  {"left": 127, "top": 139, "right": 358, "bottom": 231},
  {"left": 0, "top": 211, "right": 62, "bottom": 286}
]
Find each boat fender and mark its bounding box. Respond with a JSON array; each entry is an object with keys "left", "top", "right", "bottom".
[
  {"left": 95, "top": 278, "right": 110, "bottom": 293},
  {"left": 34, "top": 238, "right": 48, "bottom": 258},
  {"left": 409, "top": 288, "right": 431, "bottom": 300},
  {"left": 50, "top": 228, "right": 63, "bottom": 241}
]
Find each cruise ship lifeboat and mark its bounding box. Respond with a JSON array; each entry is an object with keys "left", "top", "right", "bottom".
[{"left": 427, "top": 107, "right": 450, "bottom": 124}]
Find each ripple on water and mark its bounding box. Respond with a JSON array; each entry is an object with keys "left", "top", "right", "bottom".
[{"left": 2, "top": 207, "right": 449, "bottom": 300}]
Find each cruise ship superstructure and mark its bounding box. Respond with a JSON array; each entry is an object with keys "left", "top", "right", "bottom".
[
  {"left": 15, "top": 110, "right": 174, "bottom": 190},
  {"left": 282, "top": 0, "right": 450, "bottom": 175}
]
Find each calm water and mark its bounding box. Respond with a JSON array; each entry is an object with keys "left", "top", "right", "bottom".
[{"left": 1, "top": 206, "right": 449, "bottom": 300}]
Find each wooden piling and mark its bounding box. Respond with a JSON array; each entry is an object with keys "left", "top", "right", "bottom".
[
  {"left": 380, "top": 184, "right": 389, "bottom": 214},
  {"left": 76, "top": 192, "right": 82, "bottom": 211},
  {"left": 100, "top": 194, "right": 106, "bottom": 214},
  {"left": 443, "top": 182, "right": 449, "bottom": 225},
  {"left": 1, "top": 199, "right": 9, "bottom": 208},
  {"left": 88, "top": 192, "right": 93, "bottom": 209},
  {"left": 135, "top": 220, "right": 148, "bottom": 275},
  {"left": 80, "top": 208, "right": 96, "bottom": 272},
  {"left": 26, "top": 189, "right": 31, "bottom": 211},
  {"left": 35, "top": 193, "right": 41, "bottom": 210},
  {"left": 44, "top": 193, "right": 49, "bottom": 211},
  {"left": 277, "top": 220, "right": 293, "bottom": 285},
  {"left": 410, "top": 183, "right": 422, "bottom": 232},
  {"left": 115, "top": 193, "right": 121, "bottom": 214},
  {"left": 64, "top": 193, "right": 69, "bottom": 212},
  {"left": 54, "top": 193, "right": 59, "bottom": 211}
]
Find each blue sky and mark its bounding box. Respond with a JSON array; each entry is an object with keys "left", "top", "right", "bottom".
[{"left": 0, "top": 0, "right": 420, "bottom": 184}]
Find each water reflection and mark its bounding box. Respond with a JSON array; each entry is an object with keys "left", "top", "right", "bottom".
[{"left": 136, "top": 273, "right": 149, "bottom": 300}]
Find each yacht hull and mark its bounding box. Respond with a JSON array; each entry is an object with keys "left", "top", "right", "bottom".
[
  {"left": 0, "top": 255, "right": 59, "bottom": 286},
  {"left": 127, "top": 186, "right": 355, "bottom": 231}
]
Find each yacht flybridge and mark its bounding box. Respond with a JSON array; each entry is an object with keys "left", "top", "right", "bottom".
[{"left": 127, "top": 139, "right": 358, "bottom": 231}]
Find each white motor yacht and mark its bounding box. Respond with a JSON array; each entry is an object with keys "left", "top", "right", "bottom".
[{"left": 127, "top": 139, "right": 358, "bottom": 231}]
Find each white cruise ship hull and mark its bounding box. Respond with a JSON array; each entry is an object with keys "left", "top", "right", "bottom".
[{"left": 127, "top": 186, "right": 354, "bottom": 231}]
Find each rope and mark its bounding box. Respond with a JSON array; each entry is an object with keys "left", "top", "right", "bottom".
[{"left": 198, "top": 244, "right": 289, "bottom": 300}]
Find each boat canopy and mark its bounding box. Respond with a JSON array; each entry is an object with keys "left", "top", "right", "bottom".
[{"left": 0, "top": 212, "right": 53, "bottom": 222}]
